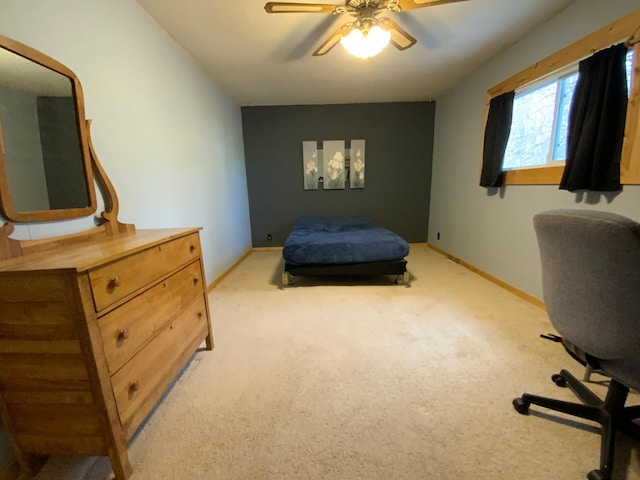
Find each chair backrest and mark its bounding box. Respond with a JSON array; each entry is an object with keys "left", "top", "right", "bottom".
[{"left": 534, "top": 209, "right": 640, "bottom": 360}]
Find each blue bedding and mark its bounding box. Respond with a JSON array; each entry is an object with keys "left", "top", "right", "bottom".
[{"left": 283, "top": 217, "right": 410, "bottom": 265}]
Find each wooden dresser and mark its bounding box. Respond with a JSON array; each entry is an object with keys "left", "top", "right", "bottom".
[
  {"left": 0, "top": 227, "right": 213, "bottom": 479},
  {"left": 0, "top": 34, "right": 217, "bottom": 480}
]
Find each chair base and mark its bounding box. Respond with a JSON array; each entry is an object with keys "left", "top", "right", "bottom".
[{"left": 513, "top": 369, "right": 640, "bottom": 480}]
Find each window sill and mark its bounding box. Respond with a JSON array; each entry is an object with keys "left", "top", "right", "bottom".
[
  {"left": 503, "top": 166, "right": 563, "bottom": 185},
  {"left": 503, "top": 158, "right": 640, "bottom": 186}
]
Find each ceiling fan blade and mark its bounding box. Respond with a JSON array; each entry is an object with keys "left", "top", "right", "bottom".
[
  {"left": 313, "top": 23, "right": 353, "bottom": 56},
  {"left": 378, "top": 18, "right": 417, "bottom": 51},
  {"left": 264, "top": 2, "right": 339, "bottom": 14},
  {"left": 395, "top": 0, "right": 469, "bottom": 12}
]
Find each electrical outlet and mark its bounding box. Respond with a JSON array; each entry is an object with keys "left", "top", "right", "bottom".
[{"left": 267, "top": 233, "right": 272, "bottom": 241}]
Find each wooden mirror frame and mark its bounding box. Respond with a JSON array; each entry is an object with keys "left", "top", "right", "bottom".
[
  {"left": 0, "top": 36, "right": 134, "bottom": 261},
  {"left": 0, "top": 35, "right": 97, "bottom": 222}
]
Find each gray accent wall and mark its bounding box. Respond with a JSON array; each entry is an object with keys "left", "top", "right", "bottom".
[
  {"left": 242, "top": 102, "right": 435, "bottom": 247},
  {"left": 429, "top": 0, "right": 640, "bottom": 301}
]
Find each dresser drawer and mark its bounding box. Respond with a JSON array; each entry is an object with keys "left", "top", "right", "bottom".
[
  {"left": 99, "top": 261, "right": 204, "bottom": 374},
  {"left": 89, "top": 233, "right": 201, "bottom": 312},
  {"left": 110, "top": 295, "right": 208, "bottom": 432}
]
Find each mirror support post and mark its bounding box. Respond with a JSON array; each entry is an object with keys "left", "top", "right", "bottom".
[
  {"left": 0, "top": 222, "right": 22, "bottom": 260},
  {"left": 87, "top": 120, "right": 135, "bottom": 235}
]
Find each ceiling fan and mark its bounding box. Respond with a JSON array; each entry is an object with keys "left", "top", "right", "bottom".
[{"left": 264, "top": 0, "right": 469, "bottom": 58}]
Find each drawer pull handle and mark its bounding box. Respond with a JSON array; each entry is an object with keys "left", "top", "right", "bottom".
[
  {"left": 198, "top": 311, "right": 204, "bottom": 319},
  {"left": 129, "top": 381, "right": 140, "bottom": 393},
  {"left": 108, "top": 277, "right": 122, "bottom": 289},
  {"left": 190, "top": 244, "right": 196, "bottom": 253},
  {"left": 193, "top": 278, "right": 199, "bottom": 286},
  {"left": 117, "top": 329, "right": 130, "bottom": 341}
]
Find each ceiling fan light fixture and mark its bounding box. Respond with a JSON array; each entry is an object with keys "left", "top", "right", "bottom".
[{"left": 340, "top": 24, "right": 390, "bottom": 59}]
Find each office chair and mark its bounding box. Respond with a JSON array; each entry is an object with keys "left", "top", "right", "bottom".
[{"left": 513, "top": 209, "right": 640, "bottom": 480}]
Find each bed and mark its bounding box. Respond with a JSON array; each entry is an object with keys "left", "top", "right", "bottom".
[{"left": 281, "top": 216, "right": 410, "bottom": 286}]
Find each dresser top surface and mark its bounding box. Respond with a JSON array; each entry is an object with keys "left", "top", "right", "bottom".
[{"left": 0, "top": 227, "right": 202, "bottom": 273}]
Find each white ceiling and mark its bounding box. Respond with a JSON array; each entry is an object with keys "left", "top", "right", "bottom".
[{"left": 136, "top": 0, "right": 575, "bottom": 106}]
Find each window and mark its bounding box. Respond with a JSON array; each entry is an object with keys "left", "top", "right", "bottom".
[
  {"left": 502, "top": 50, "right": 633, "bottom": 171},
  {"left": 484, "top": 8, "right": 640, "bottom": 186}
]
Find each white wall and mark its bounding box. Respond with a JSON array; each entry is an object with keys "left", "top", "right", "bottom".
[
  {"left": 0, "top": 0, "right": 252, "bottom": 281},
  {"left": 429, "top": 0, "right": 640, "bottom": 300},
  {"left": 0, "top": 0, "right": 251, "bottom": 469}
]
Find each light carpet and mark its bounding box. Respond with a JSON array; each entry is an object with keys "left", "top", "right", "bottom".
[{"left": 26, "top": 246, "right": 640, "bottom": 480}]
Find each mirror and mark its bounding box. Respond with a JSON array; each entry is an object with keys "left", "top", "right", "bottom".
[{"left": 0, "top": 35, "right": 96, "bottom": 222}]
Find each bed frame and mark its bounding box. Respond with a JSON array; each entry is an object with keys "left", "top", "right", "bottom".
[{"left": 282, "top": 259, "right": 409, "bottom": 286}]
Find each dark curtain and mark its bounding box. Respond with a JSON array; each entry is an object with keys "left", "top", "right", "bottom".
[
  {"left": 480, "top": 91, "right": 515, "bottom": 188},
  {"left": 560, "top": 43, "right": 629, "bottom": 191}
]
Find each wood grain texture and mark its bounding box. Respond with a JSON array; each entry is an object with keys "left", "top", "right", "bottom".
[
  {"left": 0, "top": 460, "right": 20, "bottom": 480},
  {"left": 0, "top": 271, "right": 72, "bottom": 302},
  {"left": 72, "top": 273, "right": 131, "bottom": 480},
  {"left": 207, "top": 248, "right": 251, "bottom": 292},
  {"left": 111, "top": 295, "right": 209, "bottom": 436},
  {"left": 0, "top": 36, "right": 211, "bottom": 480},
  {"left": 0, "top": 228, "right": 201, "bottom": 272},
  {"left": 0, "top": 272, "right": 97, "bottom": 475},
  {"left": 503, "top": 166, "right": 564, "bottom": 185},
  {"left": 17, "top": 434, "right": 107, "bottom": 456},
  {"left": 10, "top": 403, "right": 102, "bottom": 436},
  {"left": 0, "top": 229, "right": 213, "bottom": 480},
  {"left": 89, "top": 233, "right": 201, "bottom": 312},
  {"left": 0, "top": 35, "right": 96, "bottom": 223},
  {"left": 488, "top": 9, "right": 640, "bottom": 98},
  {"left": 426, "top": 243, "right": 545, "bottom": 310},
  {"left": 486, "top": 8, "right": 640, "bottom": 186},
  {"left": 86, "top": 120, "right": 135, "bottom": 236},
  {"left": 196, "top": 236, "right": 215, "bottom": 351},
  {"left": 0, "top": 223, "right": 22, "bottom": 262},
  {"left": 100, "top": 261, "right": 204, "bottom": 373},
  {"left": 621, "top": 41, "right": 640, "bottom": 184}
]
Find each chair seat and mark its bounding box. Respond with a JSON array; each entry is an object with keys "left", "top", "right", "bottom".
[{"left": 599, "top": 357, "right": 640, "bottom": 391}]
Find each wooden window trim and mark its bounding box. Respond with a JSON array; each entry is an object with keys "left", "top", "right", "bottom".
[{"left": 484, "top": 8, "right": 640, "bottom": 186}]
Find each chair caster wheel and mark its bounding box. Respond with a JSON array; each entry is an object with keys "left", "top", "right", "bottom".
[
  {"left": 552, "top": 373, "right": 567, "bottom": 387},
  {"left": 587, "top": 469, "right": 607, "bottom": 480},
  {"left": 512, "top": 397, "right": 530, "bottom": 414}
]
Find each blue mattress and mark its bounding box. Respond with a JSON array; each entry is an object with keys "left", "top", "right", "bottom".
[{"left": 283, "top": 217, "right": 410, "bottom": 265}]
